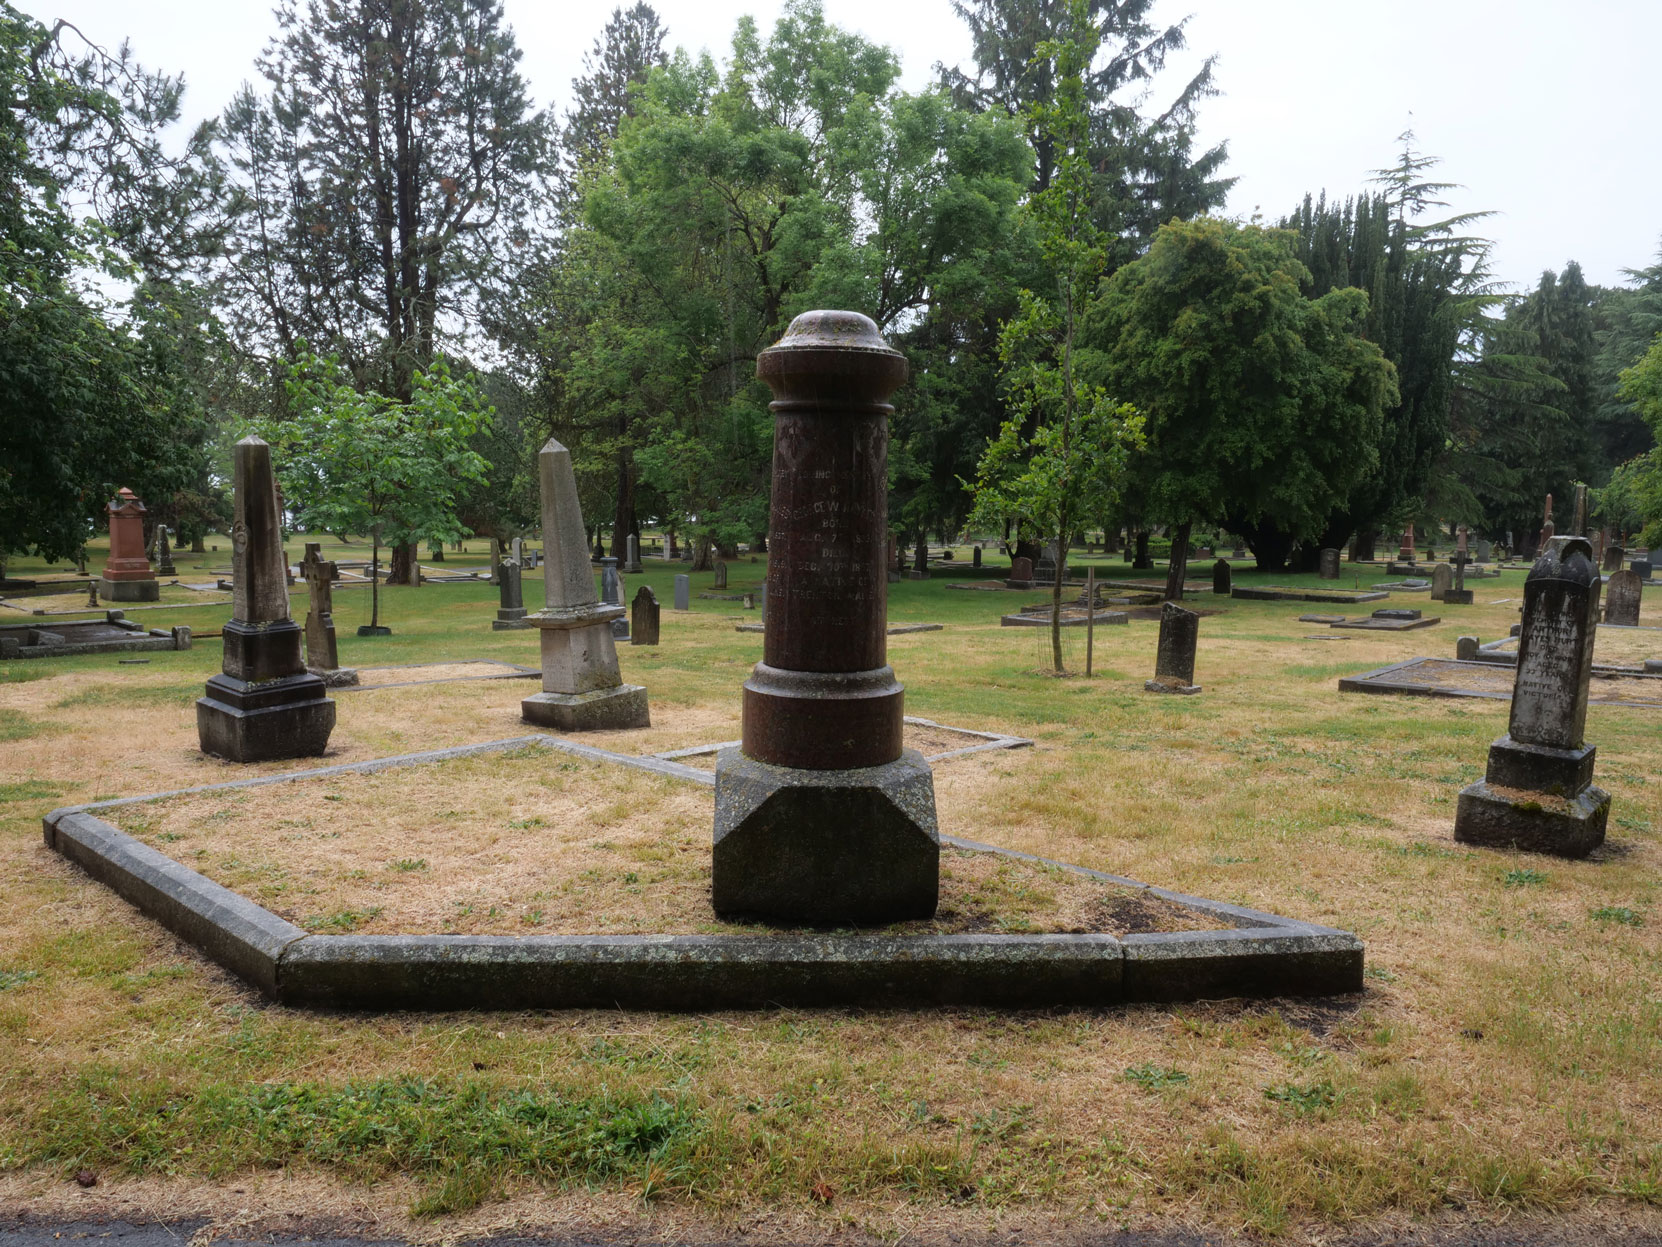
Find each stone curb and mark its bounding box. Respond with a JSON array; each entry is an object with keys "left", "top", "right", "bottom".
[{"left": 43, "top": 733, "right": 1364, "bottom": 1010}]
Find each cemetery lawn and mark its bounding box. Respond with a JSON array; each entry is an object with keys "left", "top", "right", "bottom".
[{"left": 3, "top": 542, "right": 1662, "bottom": 1240}]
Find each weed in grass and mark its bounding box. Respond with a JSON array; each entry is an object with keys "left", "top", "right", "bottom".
[
  {"left": 1616, "top": 816, "right": 1653, "bottom": 834},
  {"left": 306, "top": 907, "right": 383, "bottom": 933},
  {"left": 1263, "top": 1081, "right": 1337, "bottom": 1114},
  {"left": 509, "top": 817, "right": 545, "bottom": 829},
  {"left": 0, "top": 709, "right": 52, "bottom": 742},
  {"left": 0, "top": 780, "right": 69, "bottom": 803},
  {"left": 0, "top": 969, "right": 41, "bottom": 991},
  {"left": 1591, "top": 906, "right": 1643, "bottom": 927},
  {"left": 1123, "top": 1063, "right": 1188, "bottom": 1091},
  {"left": 1504, "top": 868, "right": 1549, "bottom": 888},
  {"left": 1364, "top": 964, "right": 1397, "bottom": 983},
  {"left": 389, "top": 858, "right": 428, "bottom": 872}
]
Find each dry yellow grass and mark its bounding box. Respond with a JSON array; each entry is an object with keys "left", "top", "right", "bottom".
[{"left": 2, "top": 569, "right": 1661, "bottom": 1241}]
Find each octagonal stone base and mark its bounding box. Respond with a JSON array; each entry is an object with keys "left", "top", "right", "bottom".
[
  {"left": 521, "top": 685, "right": 649, "bottom": 732},
  {"left": 1453, "top": 779, "right": 1610, "bottom": 858},
  {"left": 712, "top": 747, "right": 939, "bottom": 925},
  {"left": 197, "top": 673, "right": 336, "bottom": 763}
]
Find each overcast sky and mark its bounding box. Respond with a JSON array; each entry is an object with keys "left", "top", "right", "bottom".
[{"left": 19, "top": 0, "right": 1662, "bottom": 293}]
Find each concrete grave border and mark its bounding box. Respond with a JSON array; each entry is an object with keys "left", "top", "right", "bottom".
[
  {"left": 1338, "top": 656, "right": 1662, "bottom": 709},
  {"left": 44, "top": 731, "right": 1363, "bottom": 1010},
  {"left": 1231, "top": 586, "right": 1389, "bottom": 605}
]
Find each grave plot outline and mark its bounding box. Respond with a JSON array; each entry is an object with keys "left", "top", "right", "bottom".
[{"left": 43, "top": 732, "right": 1362, "bottom": 1010}]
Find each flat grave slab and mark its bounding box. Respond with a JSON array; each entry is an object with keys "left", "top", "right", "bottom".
[
  {"left": 0, "top": 615, "right": 191, "bottom": 659},
  {"left": 1001, "top": 607, "right": 1129, "bottom": 628},
  {"left": 1298, "top": 613, "right": 1348, "bottom": 624},
  {"left": 42, "top": 732, "right": 1362, "bottom": 1010},
  {"left": 1371, "top": 580, "right": 1433, "bottom": 592},
  {"left": 340, "top": 659, "right": 540, "bottom": 691},
  {"left": 1339, "top": 657, "right": 1662, "bottom": 709},
  {"left": 1331, "top": 613, "right": 1441, "bottom": 631},
  {"left": 1231, "top": 586, "right": 1389, "bottom": 604}
]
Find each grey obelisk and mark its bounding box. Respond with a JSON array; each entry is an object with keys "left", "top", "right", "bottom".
[
  {"left": 196, "top": 436, "right": 335, "bottom": 761},
  {"left": 520, "top": 438, "right": 650, "bottom": 731}
]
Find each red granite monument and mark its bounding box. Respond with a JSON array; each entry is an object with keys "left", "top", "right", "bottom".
[
  {"left": 712, "top": 310, "right": 939, "bottom": 925},
  {"left": 100, "top": 488, "right": 160, "bottom": 602}
]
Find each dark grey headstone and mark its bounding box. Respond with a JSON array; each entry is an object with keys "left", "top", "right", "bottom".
[
  {"left": 1429, "top": 563, "right": 1453, "bottom": 601},
  {"left": 1605, "top": 569, "right": 1642, "bottom": 626},
  {"left": 1633, "top": 559, "right": 1653, "bottom": 582},
  {"left": 1454, "top": 536, "right": 1608, "bottom": 857},
  {"left": 1212, "top": 558, "right": 1231, "bottom": 596},
  {"left": 714, "top": 560, "right": 728, "bottom": 589},
  {"left": 1477, "top": 539, "right": 1493, "bottom": 563},
  {"left": 1455, "top": 635, "right": 1479, "bottom": 660},
  {"left": 1318, "top": 548, "right": 1340, "bottom": 580},
  {"left": 631, "top": 585, "right": 660, "bottom": 645},
  {"left": 1604, "top": 544, "right": 1625, "bottom": 572},
  {"left": 1145, "top": 602, "right": 1200, "bottom": 694},
  {"left": 972, "top": 546, "right": 981, "bottom": 568}
]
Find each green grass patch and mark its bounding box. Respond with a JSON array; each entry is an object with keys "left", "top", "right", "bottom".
[
  {"left": 1124, "top": 1063, "right": 1189, "bottom": 1091},
  {"left": 1591, "top": 906, "right": 1643, "bottom": 927},
  {"left": 0, "top": 780, "right": 71, "bottom": 803}
]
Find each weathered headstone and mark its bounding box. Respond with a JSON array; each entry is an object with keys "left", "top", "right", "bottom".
[
  {"left": 1006, "top": 555, "right": 1035, "bottom": 589},
  {"left": 714, "top": 560, "right": 728, "bottom": 590},
  {"left": 1633, "top": 558, "right": 1653, "bottom": 582},
  {"left": 489, "top": 537, "right": 501, "bottom": 585},
  {"left": 673, "top": 574, "right": 690, "bottom": 611},
  {"left": 624, "top": 533, "right": 643, "bottom": 574},
  {"left": 1212, "top": 558, "right": 1231, "bottom": 596},
  {"left": 1456, "top": 635, "right": 1479, "bottom": 660},
  {"left": 1429, "top": 563, "right": 1453, "bottom": 601},
  {"left": 630, "top": 585, "right": 660, "bottom": 645},
  {"left": 1604, "top": 543, "right": 1624, "bottom": 572},
  {"left": 197, "top": 438, "right": 336, "bottom": 761},
  {"left": 299, "top": 543, "right": 357, "bottom": 684},
  {"left": 1454, "top": 536, "right": 1609, "bottom": 857},
  {"left": 1477, "top": 539, "right": 1493, "bottom": 563},
  {"left": 599, "top": 556, "right": 629, "bottom": 640},
  {"left": 492, "top": 555, "right": 530, "bottom": 631},
  {"left": 1397, "top": 524, "right": 1415, "bottom": 564},
  {"left": 713, "top": 310, "right": 938, "bottom": 925},
  {"left": 519, "top": 439, "right": 650, "bottom": 731},
  {"left": 155, "top": 526, "right": 176, "bottom": 577},
  {"left": 1605, "top": 569, "right": 1642, "bottom": 626},
  {"left": 1538, "top": 493, "right": 1555, "bottom": 550},
  {"left": 972, "top": 546, "right": 982, "bottom": 569},
  {"left": 1318, "top": 548, "right": 1341, "bottom": 580},
  {"left": 1144, "top": 602, "right": 1201, "bottom": 695},
  {"left": 100, "top": 489, "right": 160, "bottom": 602}
]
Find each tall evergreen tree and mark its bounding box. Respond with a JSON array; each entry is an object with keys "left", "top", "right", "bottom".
[
  {"left": 559, "top": 3, "right": 667, "bottom": 203},
  {"left": 1590, "top": 244, "right": 1662, "bottom": 473}
]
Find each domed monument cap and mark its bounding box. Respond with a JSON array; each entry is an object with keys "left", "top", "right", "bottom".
[{"left": 757, "top": 310, "right": 907, "bottom": 402}]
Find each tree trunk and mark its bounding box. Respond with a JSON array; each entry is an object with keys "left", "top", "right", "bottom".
[
  {"left": 1163, "top": 521, "right": 1192, "bottom": 601},
  {"left": 691, "top": 536, "right": 713, "bottom": 572},
  {"left": 191, "top": 534, "right": 205, "bottom": 554},
  {"left": 611, "top": 449, "right": 635, "bottom": 562},
  {"left": 387, "top": 541, "right": 416, "bottom": 585},
  {"left": 1234, "top": 519, "right": 1295, "bottom": 573},
  {"left": 370, "top": 535, "right": 381, "bottom": 628}
]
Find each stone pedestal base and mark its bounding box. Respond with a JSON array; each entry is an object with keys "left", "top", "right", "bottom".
[
  {"left": 907, "top": 570, "right": 928, "bottom": 580},
  {"left": 492, "top": 609, "right": 531, "bottom": 630},
  {"left": 1144, "top": 678, "right": 1201, "bottom": 695},
  {"left": 521, "top": 685, "right": 650, "bottom": 731},
  {"left": 712, "top": 747, "right": 939, "bottom": 925},
  {"left": 357, "top": 625, "right": 391, "bottom": 637},
  {"left": 101, "top": 577, "right": 159, "bottom": 602},
  {"left": 1443, "top": 589, "right": 1474, "bottom": 605},
  {"left": 310, "top": 666, "right": 360, "bottom": 688},
  {"left": 1453, "top": 735, "right": 1609, "bottom": 857},
  {"left": 1005, "top": 578, "right": 1035, "bottom": 590},
  {"left": 197, "top": 672, "right": 335, "bottom": 762}
]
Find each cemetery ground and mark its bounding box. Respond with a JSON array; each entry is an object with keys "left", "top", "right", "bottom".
[{"left": 3, "top": 544, "right": 1662, "bottom": 1243}]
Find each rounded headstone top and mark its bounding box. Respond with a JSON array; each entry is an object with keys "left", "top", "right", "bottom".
[
  {"left": 756, "top": 310, "right": 907, "bottom": 399},
  {"left": 1532, "top": 535, "right": 1597, "bottom": 587}
]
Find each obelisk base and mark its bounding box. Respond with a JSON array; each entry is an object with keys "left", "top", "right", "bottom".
[
  {"left": 492, "top": 608, "right": 531, "bottom": 631},
  {"left": 197, "top": 671, "right": 336, "bottom": 762},
  {"left": 101, "top": 576, "right": 160, "bottom": 602},
  {"left": 1442, "top": 589, "right": 1474, "bottom": 605},
  {"left": 520, "top": 606, "right": 649, "bottom": 731},
  {"left": 712, "top": 746, "right": 939, "bottom": 925},
  {"left": 1453, "top": 735, "right": 1609, "bottom": 857},
  {"left": 521, "top": 685, "right": 650, "bottom": 731}
]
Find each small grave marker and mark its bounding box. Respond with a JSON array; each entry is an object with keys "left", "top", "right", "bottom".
[
  {"left": 1605, "top": 569, "right": 1642, "bottom": 626},
  {"left": 673, "top": 574, "right": 690, "bottom": 611},
  {"left": 631, "top": 586, "right": 660, "bottom": 645},
  {"left": 1213, "top": 558, "right": 1231, "bottom": 595},
  {"left": 1144, "top": 602, "right": 1201, "bottom": 695}
]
